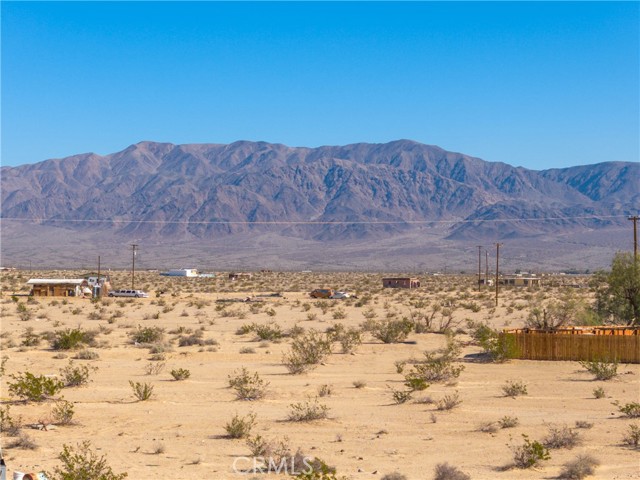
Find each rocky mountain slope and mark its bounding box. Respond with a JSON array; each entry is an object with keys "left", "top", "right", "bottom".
[{"left": 1, "top": 140, "right": 636, "bottom": 269}]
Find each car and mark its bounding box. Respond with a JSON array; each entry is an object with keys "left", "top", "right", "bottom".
[
  {"left": 108, "top": 289, "right": 149, "bottom": 298},
  {"left": 330, "top": 291, "right": 352, "bottom": 299},
  {"left": 310, "top": 289, "right": 334, "bottom": 299}
]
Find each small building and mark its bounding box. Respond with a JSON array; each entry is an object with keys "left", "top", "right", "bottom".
[
  {"left": 499, "top": 275, "right": 541, "bottom": 287},
  {"left": 479, "top": 278, "right": 495, "bottom": 286},
  {"left": 382, "top": 277, "right": 421, "bottom": 289},
  {"left": 229, "top": 272, "right": 253, "bottom": 281},
  {"left": 160, "top": 268, "right": 199, "bottom": 277},
  {"left": 82, "top": 272, "right": 112, "bottom": 297},
  {"left": 27, "top": 279, "right": 89, "bottom": 297}
]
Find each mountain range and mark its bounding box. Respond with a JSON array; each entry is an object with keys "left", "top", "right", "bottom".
[{"left": 1, "top": 140, "right": 637, "bottom": 270}]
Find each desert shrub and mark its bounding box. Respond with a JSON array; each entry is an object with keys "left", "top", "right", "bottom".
[
  {"left": 498, "top": 416, "right": 519, "bottom": 428},
  {"left": 436, "top": 391, "right": 462, "bottom": 411},
  {"left": 129, "top": 380, "right": 154, "bottom": 401},
  {"left": 144, "top": 362, "right": 166, "bottom": 376},
  {"left": 48, "top": 441, "right": 127, "bottom": 480},
  {"left": 52, "top": 328, "right": 96, "bottom": 350},
  {"left": 404, "top": 338, "right": 464, "bottom": 385},
  {"left": 317, "top": 384, "right": 333, "bottom": 397},
  {"left": 389, "top": 386, "right": 413, "bottom": 404},
  {"left": 502, "top": 380, "right": 528, "bottom": 398},
  {"left": 224, "top": 412, "right": 256, "bottom": 439},
  {"left": 59, "top": 360, "right": 97, "bottom": 387},
  {"left": 228, "top": 367, "right": 269, "bottom": 400},
  {"left": 544, "top": 425, "right": 581, "bottom": 449},
  {"left": 558, "top": 454, "right": 599, "bottom": 480},
  {"left": 622, "top": 424, "right": 640, "bottom": 448},
  {"left": 254, "top": 322, "right": 283, "bottom": 341},
  {"left": 366, "top": 318, "right": 414, "bottom": 343},
  {"left": 468, "top": 321, "right": 518, "bottom": 362},
  {"left": 21, "top": 327, "right": 41, "bottom": 347},
  {"left": 381, "top": 473, "right": 408, "bottom": 480},
  {"left": 394, "top": 360, "right": 406, "bottom": 374},
  {"left": 74, "top": 349, "right": 100, "bottom": 360},
  {"left": 177, "top": 332, "right": 207, "bottom": 346},
  {"left": 574, "top": 420, "right": 593, "bottom": 429},
  {"left": 404, "top": 376, "right": 429, "bottom": 392},
  {"left": 8, "top": 372, "right": 64, "bottom": 402},
  {"left": 7, "top": 432, "right": 37, "bottom": 450},
  {"left": 512, "top": 435, "right": 550, "bottom": 469},
  {"left": 129, "top": 326, "right": 164, "bottom": 344},
  {"left": 51, "top": 400, "right": 75, "bottom": 425},
  {"left": 287, "top": 396, "right": 329, "bottom": 422},
  {"left": 170, "top": 368, "right": 190, "bottom": 381},
  {"left": 433, "top": 462, "right": 471, "bottom": 480},
  {"left": 327, "top": 323, "right": 362, "bottom": 354},
  {"left": 616, "top": 402, "right": 640, "bottom": 418},
  {"left": 282, "top": 329, "right": 332, "bottom": 374},
  {"left": 478, "top": 421, "right": 500, "bottom": 433},
  {"left": 593, "top": 386, "right": 606, "bottom": 399},
  {"left": 579, "top": 358, "right": 618, "bottom": 380},
  {"left": 352, "top": 380, "right": 366, "bottom": 389},
  {"left": 0, "top": 405, "right": 22, "bottom": 436}
]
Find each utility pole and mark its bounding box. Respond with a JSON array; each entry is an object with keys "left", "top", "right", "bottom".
[
  {"left": 97, "top": 255, "right": 101, "bottom": 298},
  {"left": 495, "top": 243, "right": 503, "bottom": 307},
  {"left": 485, "top": 250, "right": 489, "bottom": 287},
  {"left": 629, "top": 215, "right": 639, "bottom": 259},
  {"left": 131, "top": 244, "right": 138, "bottom": 289},
  {"left": 477, "top": 246, "right": 483, "bottom": 291}
]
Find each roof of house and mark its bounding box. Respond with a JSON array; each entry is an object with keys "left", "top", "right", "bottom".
[{"left": 27, "top": 279, "right": 86, "bottom": 285}]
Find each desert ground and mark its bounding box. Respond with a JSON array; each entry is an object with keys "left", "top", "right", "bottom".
[{"left": 0, "top": 270, "right": 638, "bottom": 479}]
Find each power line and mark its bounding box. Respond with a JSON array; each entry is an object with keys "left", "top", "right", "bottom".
[
  {"left": 629, "top": 215, "right": 639, "bottom": 259},
  {"left": 0, "top": 214, "right": 629, "bottom": 227}
]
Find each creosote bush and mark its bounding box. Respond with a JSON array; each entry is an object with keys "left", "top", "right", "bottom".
[
  {"left": 224, "top": 412, "right": 256, "bottom": 439},
  {"left": 52, "top": 328, "right": 96, "bottom": 350},
  {"left": 129, "top": 326, "right": 164, "bottom": 344},
  {"left": 48, "top": 440, "right": 128, "bottom": 480},
  {"left": 228, "top": 367, "right": 269, "bottom": 400},
  {"left": 288, "top": 396, "right": 329, "bottom": 422},
  {"left": 51, "top": 400, "right": 75, "bottom": 426},
  {"left": 8, "top": 372, "right": 64, "bottom": 402},
  {"left": 579, "top": 358, "right": 618, "bottom": 381},
  {"left": 364, "top": 318, "right": 414, "bottom": 344},
  {"left": 59, "top": 360, "right": 97, "bottom": 387},
  {"left": 282, "top": 329, "right": 332, "bottom": 374},
  {"left": 511, "top": 435, "right": 550, "bottom": 469},
  {"left": 616, "top": 401, "right": 640, "bottom": 418}
]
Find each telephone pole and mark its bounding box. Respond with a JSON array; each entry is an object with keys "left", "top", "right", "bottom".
[
  {"left": 629, "top": 215, "right": 638, "bottom": 259},
  {"left": 495, "top": 243, "right": 503, "bottom": 307},
  {"left": 131, "top": 244, "right": 138, "bottom": 289},
  {"left": 477, "top": 246, "right": 483, "bottom": 291},
  {"left": 485, "top": 250, "right": 489, "bottom": 287}
]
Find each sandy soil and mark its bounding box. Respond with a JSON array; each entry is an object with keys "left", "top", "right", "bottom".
[{"left": 0, "top": 271, "right": 638, "bottom": 479}]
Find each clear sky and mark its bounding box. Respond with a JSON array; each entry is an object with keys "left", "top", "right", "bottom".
[{"left": 1, "top": 1, "right": 638, "bottom": 169}]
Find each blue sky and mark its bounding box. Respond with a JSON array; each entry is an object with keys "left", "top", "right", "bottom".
[{"left": 1, "top": 1, "right": 638, "bottom": 169}]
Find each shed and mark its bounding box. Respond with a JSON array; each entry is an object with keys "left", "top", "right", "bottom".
[
  {"left": 27, "top": 279, "right": 88, "bottom": 297},
  {"left": 382, "top": 277, "right": 421, "bottom": 289}
]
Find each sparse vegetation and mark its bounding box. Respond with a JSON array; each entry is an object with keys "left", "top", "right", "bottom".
[
  {"left": 287, "top": 396, "right": 329, "bottom": 422},
  {"left": 129, "top": 380, "right": 154, "bottom": 401},
  {"left": 433, "top": 463, "right": 471, "bottom": 480},
  {"left": 621, "top": 424, "right": 640, "bottom": 448},
  {"left": 558, "top": 454, "right": 599, "bottom": 480},
  {"left": 48, "top": 441, "right": 128, "bottom": 480},
  {"left": 502, "top": 380, "right": 528, "bottom": 398},
  {"left": 511, "top": 435, "right": 550, "bottom": 469},
  {"left": 8, "top": 372, "right": 64, "bottom": 402},
  {"left": 224, "top": 412, "right": 256, "bottom": 438},
  {"left": 228, "top": 367, "right": 269, "bottom": 400},
  {"left": 170, "top": 368, "right": 191, "bottom": 381},
  {"left": 579, "top": 358, "right": 618, "bottom": 380}
]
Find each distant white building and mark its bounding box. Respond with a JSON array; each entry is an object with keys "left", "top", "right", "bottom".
[{"left": 160, "top": 268, "right": 199, "bottom": 277}]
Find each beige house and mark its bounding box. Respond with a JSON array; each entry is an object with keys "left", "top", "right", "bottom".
[
  {"left": 27, "top": 279, "right": 89, "bottom": 297},
  {"left": 382, "top": 277, "right": 421, "bottom": 289}
]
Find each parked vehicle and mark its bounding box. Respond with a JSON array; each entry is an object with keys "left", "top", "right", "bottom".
[
  {"left": 330, "top": 291, "right": 351, "bottom": 299},
  {"left": 108, "top": 289, "right": 149, "bottom": 298},
  {"left": 310, "top": 289, "right": 334, "bottom": 299}
]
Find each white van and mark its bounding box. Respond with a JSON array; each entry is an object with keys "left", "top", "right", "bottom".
[{"left": 108, "top": 289, "right": 149, "bottom": 298}]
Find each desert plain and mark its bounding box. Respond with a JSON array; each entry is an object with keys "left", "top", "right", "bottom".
[{"left": 0, "top": 270, "right": 638, "bottom": 479}]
